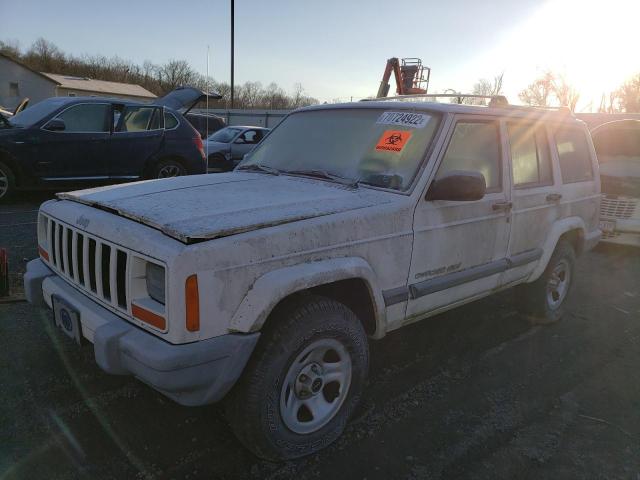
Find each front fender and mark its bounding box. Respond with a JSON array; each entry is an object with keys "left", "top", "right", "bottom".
[
  {"left": 528, "top": 216, "right": 586, "bottom": 282},
  {"left": 229, "top": 257, "right": 386, "bottom": 337}
]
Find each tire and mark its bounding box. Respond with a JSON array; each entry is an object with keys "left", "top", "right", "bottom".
[
  {"left": 151, "top": 159, "right": 187, "bottom": 179},
  {"left": 225, "top": 295, "right": 369, "bottom": 461},
  {"left": 0, "top": 161, "right": 15, "bottom": 201},
  {"left": 516, "top": 240, "right": 576, "bottom": 325}
]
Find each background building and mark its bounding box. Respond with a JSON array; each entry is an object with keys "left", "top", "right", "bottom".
[{"left": 0, "top": 53, "right": 155, "bottom": 111}]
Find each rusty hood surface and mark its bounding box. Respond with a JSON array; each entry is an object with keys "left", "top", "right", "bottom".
[{"left": 57, "top": 173, "right": 394, "bottom": 243}]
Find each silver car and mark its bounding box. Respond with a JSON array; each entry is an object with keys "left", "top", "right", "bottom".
[{"left": 204, "top": 126, "right": 269, "bottom": 172}]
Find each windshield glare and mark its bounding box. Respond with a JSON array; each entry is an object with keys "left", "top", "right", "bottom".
[
  {"left": 240, "top": 108, "right": 440, "bottom": 191},
  {"left": 8, "top": 98, "right": 68, "bottom": 127},
  {"left": 208, "top": 127, "right": 242, "bottom": 143}
]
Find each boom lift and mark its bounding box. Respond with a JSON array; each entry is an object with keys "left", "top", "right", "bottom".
[{"left": 376, "top": 57, "right": 430, "bottom": 98}]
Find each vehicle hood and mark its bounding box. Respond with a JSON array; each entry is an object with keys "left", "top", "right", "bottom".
[
  {"left": 57, "top": 173, "right": 395, "bottom": 244},
  {"left": 600, "top": 158, "right": 640, "bottom": 197}
]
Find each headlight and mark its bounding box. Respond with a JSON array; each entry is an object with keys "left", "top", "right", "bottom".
[{"left": 146, "top": 262, "right": 165, "bottom": 305}]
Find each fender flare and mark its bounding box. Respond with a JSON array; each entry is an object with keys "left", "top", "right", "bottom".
[
  {"left": 229, "top": 257, "right": 387, "bottom": 337},
  {"left": 528, "top": 216, "right": 586, "bottom": 282}
]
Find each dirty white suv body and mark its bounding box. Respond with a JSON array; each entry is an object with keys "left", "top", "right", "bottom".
[{"left": 25, "top": 100, "right": 601, "bottom": 460}]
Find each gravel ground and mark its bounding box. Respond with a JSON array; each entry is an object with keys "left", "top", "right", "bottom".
[{"left": 1, "top": 193, "right": 640, "bottom": 479}]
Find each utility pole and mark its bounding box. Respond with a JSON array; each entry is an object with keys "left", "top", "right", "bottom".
[{"left": 230, "top": 0, "right": 235, "bottom": 109}]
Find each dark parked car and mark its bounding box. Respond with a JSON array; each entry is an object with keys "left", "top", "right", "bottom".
[
  {"left": 0, "top": 87, "right": 219, "bottom": 201},
  {"left": 205, "top": 125, "right": 270, "bottom": 172},
  {"left": 185, "top": 112, "right": 226, "bottom": 139}
]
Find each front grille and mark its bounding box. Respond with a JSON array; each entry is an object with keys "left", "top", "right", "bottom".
[
  {"left": 601, "top": 196, "right": 637, "bottom": 220},
  {"left": 46, "top": 216, "right": 129, "bottom": 312}
]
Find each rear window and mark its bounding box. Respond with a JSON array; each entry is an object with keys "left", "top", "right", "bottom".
[{"left": 554, "top": 127, "right": 593, "bottom": 183}]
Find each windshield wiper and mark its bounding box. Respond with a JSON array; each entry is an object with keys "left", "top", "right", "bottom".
[
  {"left": 281, "top": 169, "right": 358, "bottom": 187},
  {"left": 236, "top": 164, "right": 280, "bottom": 175}
]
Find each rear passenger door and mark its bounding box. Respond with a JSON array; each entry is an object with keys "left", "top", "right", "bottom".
[
  {"left": 406, "top": 116, "right": 512, "bottom": 319},
  {"left": 552, "top": 125, "right": 600, "bottom": 233},
  {"left": 501, "top": 121, "right": 559, "bottom": 284},
  {"left": 109, "top": 105, "right": 164, "bottom": 179}
]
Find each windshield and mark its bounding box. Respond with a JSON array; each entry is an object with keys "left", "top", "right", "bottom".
[
  {"left": 8, "top": 98, "right": 68, "bottom": 127},
  {"left": 207, "top": 127, "right": 242, "bottom": 143},
  {"left": 240, "top": 108, "right": 441, "bottom": 191}
]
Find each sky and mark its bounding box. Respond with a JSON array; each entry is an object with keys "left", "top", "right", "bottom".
[{"left": 1, "top": 0, "right": 639, "bottom": 110}]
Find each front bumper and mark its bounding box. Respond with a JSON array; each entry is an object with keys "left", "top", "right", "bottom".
[{"left": 24, "top": 259, "right": 259, "bottom": 406}]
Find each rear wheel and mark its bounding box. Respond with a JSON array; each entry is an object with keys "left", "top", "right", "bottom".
[
  {"left": 225, "top": 295, "right": 369, "bottom": 461},
  {"left": 517, "top": 240, "right": 576, "bottom": 325},
  {"left": 0, "top": 161, "right": 15, "bottom": 201},
  {"left": 152, "top": 159, "right": 186, "bottom": 179}
]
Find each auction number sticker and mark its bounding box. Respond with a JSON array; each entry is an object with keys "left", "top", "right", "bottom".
[
  {"left": 376, "top": 111, "right": 430, "bottom": 128},
  {"left": 375, "top": 130, "right": 413, "bottom": 153}
]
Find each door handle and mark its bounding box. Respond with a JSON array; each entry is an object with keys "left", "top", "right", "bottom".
[
  {"left": 492, "top": 201, "right": 512, "bottom": 211},
  {"left": 546, "top": 193, "right": 562, "bottom": 202}
]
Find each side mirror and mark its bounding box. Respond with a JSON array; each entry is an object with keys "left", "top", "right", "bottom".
[
  {"left": 234, "top": 137, "right": 245, "bottom": 144},
  {"left": 426, "top": 170, "right": 486, "bottom": 201},
  {"left": 44, "top": 118, "right": 66, "bottom": 132}
]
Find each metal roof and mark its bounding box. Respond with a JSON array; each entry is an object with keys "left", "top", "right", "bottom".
[{"left": 40, "top": 73, "right": 156, "bottom": 99}]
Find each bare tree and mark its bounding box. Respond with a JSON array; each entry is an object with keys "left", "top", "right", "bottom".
[
  {"left": 23, "top": 37, "right": 65, "bottom": 72},
  {"left": 2, "top": 36, "right": 319, "bottom": 107},
  {"left": 518, "top": 71, "right": 555, "bottom": 107},
  {"left": 0, "top": 39, "right": 21, "bottom": 59},
  {"left": 465, "top": 73, "right": 505, "bottom": 105},
  {"left": 614, "top": 74, "right": 640, "bottom": 112},
  {"left": 552, "top": 74, "right": 580, "bottom": 111}
]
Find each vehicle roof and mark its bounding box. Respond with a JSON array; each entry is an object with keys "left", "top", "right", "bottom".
[
  {"left": 44, "top": 96, "right": 147, "bottom": 106},
  {"left": 298, "top": 100, "right": 586, "bottom": 125}
]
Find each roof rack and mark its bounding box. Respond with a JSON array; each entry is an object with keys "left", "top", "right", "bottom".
[
  {"left": 362, "top": 93, "right": 509, "bottom": 107},
  {"left": 360, "top": 94, "right": 575, "bottom": 115}
]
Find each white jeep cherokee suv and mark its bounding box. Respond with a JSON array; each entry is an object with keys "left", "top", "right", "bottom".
[{"left": 25, "top": 99, "right": 601, "bottom": 460}]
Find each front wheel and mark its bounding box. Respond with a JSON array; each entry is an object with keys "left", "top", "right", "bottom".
[
  {"left": 151, "top": 159, "right": 186, "bottom": 179},
  {"left": 225, "top": 295, "right": 369, "bottom": 461},
  {"left": 0, "top": 161, "right": 15, "bottom": 201},
  {"left": 517, "top": 240, "right": 576, "bottom": 325}
]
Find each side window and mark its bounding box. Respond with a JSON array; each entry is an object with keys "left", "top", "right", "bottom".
[
  {"left": 507, "top": 122, "right": 553, "bottom": 187},
  {"left": 52, "top": 104, "right": 109, "bottom": 132},
  {"left": 241, "top": 130, "right": 259, "bottom": 144},
  {"left": 436, "top": 121, "right": 501, "bottom": 191},
  {"left": 164, "top": 112, "right": 179, "bottom": 129},
  {"left": 554, "top": 127, "right": 593, "bottom": 183},
  {"left": 117, "top": 106, "right": 161, "bottom": 132}
]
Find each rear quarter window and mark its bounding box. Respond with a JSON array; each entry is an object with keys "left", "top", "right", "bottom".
[
  {"left": 164, "top": 112, "right": 179, "bottom": 129},
  {"left": 554, "top": 127, "right": 593, "bottom": 183}
]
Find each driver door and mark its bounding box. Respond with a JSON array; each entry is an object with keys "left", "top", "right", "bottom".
[
  {"left": 230, "top": 129, "right": 262, "bottom": 162},
  {"left": 406, "top": 116, "right": 512, "bottom": 319},
  {"left": 36, "top": 103, "right": 111, "bottom": 182}
]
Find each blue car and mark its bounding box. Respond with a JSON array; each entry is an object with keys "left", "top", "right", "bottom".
[{"left": 0, "top": 87, "right": 220, "bottom": 201}]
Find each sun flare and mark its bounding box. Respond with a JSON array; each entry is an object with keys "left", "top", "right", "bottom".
[{"left": 470, "top": 0, "right": 640, "bottom": 109}]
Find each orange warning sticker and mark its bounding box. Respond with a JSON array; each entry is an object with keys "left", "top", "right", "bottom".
[{"left": 375, "top": 130, "right": 412, "bottom": 153}]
